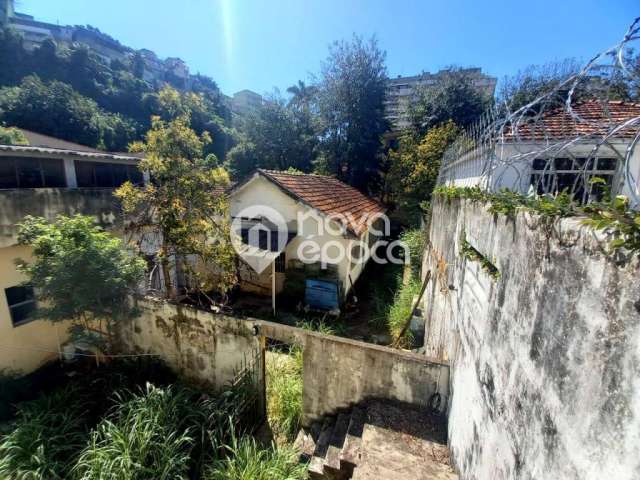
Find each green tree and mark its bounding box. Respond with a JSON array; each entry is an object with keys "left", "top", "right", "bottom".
[
  {"left": 286, "top": 80, "right": 318, "bottom": 110},
  {"left": 0, "top": 75, "right": 138, "bottom": 150},
  {"left": 225, "top": 94, "right": 317, "bottom": 179},
  {"left": 408, "top": 68, "right": 490, "bottom": 135},
  {"left": 0, "top": 125, "right": 28, "bottom": 145},
  {"left": 387, "top": 121, "right": 460, "bottom": 223},
  {"left": 315, "top": 36, "right": 388, "bottom": 192},
  {"left": 115, "top": 111, "right": 237, "bottom": 301},
  {"left": 497, "top": 59, "right": 582, "bottom": 111},
  {"left": 0, "top": 32, "right": 236, "bottom": 157},
  {"left": 16, "top": 215, "right": 145, "bottom": 351}
]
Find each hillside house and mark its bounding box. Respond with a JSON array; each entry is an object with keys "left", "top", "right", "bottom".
[
  {"left": 0, "top": 129, "right": 142, "bottom": 373},
  {"left": 229, "top": 169, "right": 387, "bottom": 313}
]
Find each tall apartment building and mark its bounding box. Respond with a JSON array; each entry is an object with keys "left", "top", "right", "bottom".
[
  {"left": 231, "top": 89, "right": 263, "bottom": 115},
  {"left": 0, "top": 0, "right": 191, "bottom": 87},
  {"left": 385, "top": 67, "right": 497, "bottom": 130}
]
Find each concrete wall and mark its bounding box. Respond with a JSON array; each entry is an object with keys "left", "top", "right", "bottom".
[
  {"left": 0, "top": 189, "right": 124, "bottom": 373},
  {"left": 301, "top": 332, "right": 450, "bottom": 425},
  {"left": 0, "top": 188, "right": 121, "bottom": 248},
  {"left": 422, "top": 197, "right": 640, "bottom": 480},
  {"left": 116, "top": 298, "right": 261, "bottom": 390},
  {"left": 114, "top": 304, "right": 449, "bottom": 424}
]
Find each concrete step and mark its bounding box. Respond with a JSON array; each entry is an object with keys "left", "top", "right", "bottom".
[
  {"left": 339, "top": 406, "right": 365, "bottom": 474},
  {"left": 308, "top": 417, "right": 335, "bottom": 478},
  {"left": 294, "top": 421, "right": 321, "bottom": 463},
  {"left": 323, "top": 412, "right": 351, "bottom": 477}
]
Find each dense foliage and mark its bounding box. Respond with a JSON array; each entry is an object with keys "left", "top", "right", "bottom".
[
  {"left": 115, "top": 103, "right": 237, "bottom": 300},
  {"left": 265, "top": 349, "right": 303, "bottom": 444},
  {"left": 226, "top": 95, "right": 317, "bottom": 178},
  {"left": 0, "top": 28, "right": 234, "bottom": 154},
  {"left": 407, "top": 68, "right": 491, "bottom": 135},
  {"left": 315, "top": 36, "right": 389, "bottom": 192},
  {"left": 0, "top": 75, "right": 139, "bottom": 151},
  {"left": 0, "top": 125, "right": 28, "bottom": 144},
  {"left": 0, "top": 359, "right": 282, "bottom": 480},
  {"left": 387, "top": 121, "right": 460, "bottom": 223},
  {"left": 497, "top": 55, "right": 640, "bottom": 112},
  {"left": 204, "top": 436, "right": 307, "bottom": 480},
  {"left": 16, "top": 215, "right": 145, "bottom": 350}
]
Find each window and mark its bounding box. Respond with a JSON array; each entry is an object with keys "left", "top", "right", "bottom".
[
  {"left": 5, "top": 285, "right": 36, "bottom": 326},
  {"left": 75, "top": 161, "right": 143, "bottom": 188},
  {"left": 275, "top": 251, "right": 286, "bottom": 273},
  {"left": 0, "top": 157, "right": 66, "bottom": 189},
  {"left": 530, "top": 157, "right": 617, "bottom": 204}
]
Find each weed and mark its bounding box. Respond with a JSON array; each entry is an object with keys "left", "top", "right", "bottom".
[
  {"left": 265, "top": 349, "right": 303, "bottom": 445},
  {"left": 204, "top": 435, "right": 307, "bottom": 480}
]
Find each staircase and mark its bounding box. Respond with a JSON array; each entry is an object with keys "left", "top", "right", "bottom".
[{"left": 294, "top": 400, "right": 457, "bottom": 480}]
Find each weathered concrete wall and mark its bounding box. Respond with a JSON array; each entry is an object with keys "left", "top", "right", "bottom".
[
  {"left": 116, "top": 298, "right": 261, "bottom": 390},
  {"left": 116, "top": 304, "right": 450, "bottom": 424},
  {"left": 422, "top": 197, "right": 640, "bottom": 480},
  {"left": 0, "top": 188, "right": 121, "bottom": 247},
  {"left": 301, "top": 332, "right": 449, "bottom": 425}
]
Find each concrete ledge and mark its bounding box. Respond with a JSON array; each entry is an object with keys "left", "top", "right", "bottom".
[{"left": 0, "top": 188, "right": 122, "bottom": 247}]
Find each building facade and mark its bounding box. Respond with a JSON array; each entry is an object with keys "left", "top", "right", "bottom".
[
  {"left": 231, "top": 89, "right": 263, "bottom": 115},
  {"left": 0, "top": 129, "right": 142, "bottom": 373},
  {"left": 385, "top": 67, "right": 497, "bottom": 130},
  {"left": 229, "top": 169, "right": 386, "bottom": 312}
]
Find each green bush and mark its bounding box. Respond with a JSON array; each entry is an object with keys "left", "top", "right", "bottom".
[
  {"left": 73, "top": 384, "right": 200, "bottom": 480},
  {"left": 386, "top": 277, "right": 421, "bottom": 347},
  {"left": 266, "top": 349, "right": 303, "bottom": 444},
  {"left": 0, "top": 386, "right": 89, "bottom": 480},
  {"left": 205, "top": 435, "right": 307, "bottom": 480},
  {"left": 400, "top": 228, "right": 427, "bottom": 276}
]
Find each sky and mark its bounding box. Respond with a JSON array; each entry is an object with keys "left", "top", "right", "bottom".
[{"left": 16, "top": 0, "right": 639, "bottom": 97}]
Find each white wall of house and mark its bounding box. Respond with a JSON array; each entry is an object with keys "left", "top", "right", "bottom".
[
  {"left": 229, "top": 173, "right": 373, "bottom": 300},
  {"left": 443, "top": 140, "right": 638, "bottom": 205}
]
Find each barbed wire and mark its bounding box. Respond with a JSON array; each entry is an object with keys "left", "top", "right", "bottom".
[{"left": 438, "top": 17, "right": 640, "bottom": 209}]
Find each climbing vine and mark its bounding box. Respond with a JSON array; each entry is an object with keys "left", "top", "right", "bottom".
[
  {"left": 433, "top": 185, "right": 640, "bottom": 256},
  {"left": 459, "top": 237, "right": 501, "bottom": 279}
]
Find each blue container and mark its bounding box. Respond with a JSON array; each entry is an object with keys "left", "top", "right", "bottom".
[{"left": 305, "top": 279, "right": 339, "bottom": 311}]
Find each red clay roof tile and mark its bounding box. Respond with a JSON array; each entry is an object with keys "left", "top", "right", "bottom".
[
  {"left": 505, "top": 100, "right": 640, "bottom": 141},
  {"left": 257, "top": 169, "right": 386, "bottom": 236}
]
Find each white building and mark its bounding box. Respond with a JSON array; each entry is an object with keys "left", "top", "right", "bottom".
[
  {"left": 438, "top": 100, "right": 640, "bottom": 207},
  {"left": 229, "top": 169, "right": 387, "bottom": 312}
]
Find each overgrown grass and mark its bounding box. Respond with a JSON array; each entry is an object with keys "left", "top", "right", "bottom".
[
  {"left": 295, "top": 318, "right": 346, "bottom": 336},
  {"left": 265, "top": 349, "right": 303, "bottom": 445},
  {"left": 0, "top": 359, "right": 270, "bottom": 479},
  {"left": 387, "top": 277, "right": 421, "bottom": 347},
  {"left": 0, "top": 386, "right": 88, "bottom": 480},
  {"left": 204, "top": 435, "right": 307, "bottom": 480},
  {"left": 73, "top": 384, "right": 202, "bottom": 480}
]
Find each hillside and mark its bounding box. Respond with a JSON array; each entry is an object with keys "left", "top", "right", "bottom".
[{"left": 0, "top": 27, "right": 237, "bottom": 157}]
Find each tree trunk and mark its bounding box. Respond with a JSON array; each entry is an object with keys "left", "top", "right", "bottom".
[{"left": 160, "top": 246, "right": 176, "bottom": 299}]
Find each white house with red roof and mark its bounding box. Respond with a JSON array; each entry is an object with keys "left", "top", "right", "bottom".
[
  {"left": 228, "top": 169, "right": 388, "bottom": 312},
  {"left": 439, "top": 100, "right": 640, "bottom": 206}
]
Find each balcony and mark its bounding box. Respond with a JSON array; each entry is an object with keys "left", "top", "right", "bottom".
[{"left": 0, "top": 188, "right": 122, "bottom": 248}]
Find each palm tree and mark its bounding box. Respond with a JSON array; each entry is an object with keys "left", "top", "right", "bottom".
[{"left": 286, "top": 80, "right": 318, "bottom": 108}]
